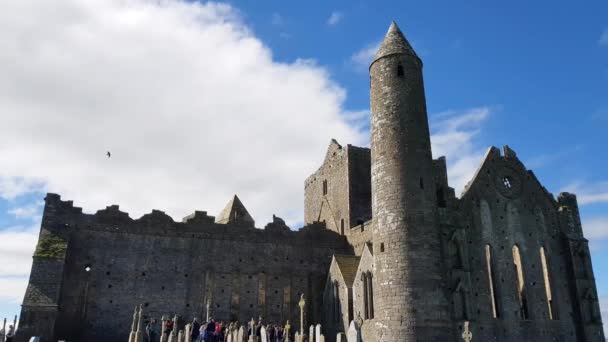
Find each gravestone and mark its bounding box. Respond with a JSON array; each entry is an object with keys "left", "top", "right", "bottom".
[
  {"left": 315, "top": 324, "right": 322, "bottom": 342},
  {"left": 260, "top": 326, "right": 267, "bottom": 342},
  {"left": 184, "top": 324, "right": 192, "bottom": 342},
  {"left": 237, "top": 326, "right": 245, "bottom": 342},
  {"left": 336, "top": 332, "right": 346, "bottom": 342},
  {"left": 28, "top": 338, "right": 41, "bottom": 342},
  {"left": 346, "top": 321, "right": 360, "bottom": 342},
  {"left": 309, "top": 325, "right": 314, "bottom": 342},
  {"left": 295, "top": 332, "right": 300, "bottom": 342}
]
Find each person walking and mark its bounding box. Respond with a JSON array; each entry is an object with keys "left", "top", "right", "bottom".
[{"left": 191, "top": 318, "right": 201, "bottom": 342}]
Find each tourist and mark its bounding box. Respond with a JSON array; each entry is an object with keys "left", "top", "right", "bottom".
[
  {"left": 5, "top": 325, "right": 15, "bottom": 342},
  {"left": 268, "top": 324, "right": 276, "bottom": 342},
  {"left": 146, "top": 319, "right": 159, "bottom": 342},
  {"left": 191, "top": 317, "right": 201, "bottom": 341},
  {"left": 199, "top": 322, "right": 206, "bottom": 342},
  {"left": 276, "top": 325, "right": 284, "bottom": 342},
  {"left": 204, "top": 318, "right": 215, "bottom": 342},
  {"left": 166, "top": 318, "right": 174, "bottom": 339}
]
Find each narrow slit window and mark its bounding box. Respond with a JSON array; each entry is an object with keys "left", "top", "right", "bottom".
[
  {"left": 512, "top": 245, "right": 529, "bottom": 319},
  {"left": 340, "top": 219, "right": 345, "bottom": 235},
  {"left": 485, "top": 245, "right": 499, "bottom": 318},
  {"left": 322, "top": 180, "right": 328, "bottom": 195},
  {"left": 367, "top": 272, "right": 374, "bottom": 319},
  {"left": 419, "top": 177, "right": 424, "bottom": 189},
  {"left": 397, "top": 63, "right": 404, "bottom": 77},
  {"left": 362, "top": 273, "right": 369, "bottom": 319},
  {"left": 540, "top": 247, "right": 556, "bottom": 319}
]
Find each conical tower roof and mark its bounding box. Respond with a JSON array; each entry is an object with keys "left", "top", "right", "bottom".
[
  {"left": 215, "top": 194, "right": 255, "bottom": 226},
  {"left": 373, "top": 21, "right": 420, "bottom": 63}
]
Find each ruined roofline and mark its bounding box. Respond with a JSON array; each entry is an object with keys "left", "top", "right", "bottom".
[
  {"left": 41, "top": 193, "right": 340, "bottom": 237},
  {"left": 304, "top": 139, "right": 370, "bottom": 186},
  {"left": 457, "top": 145, "right": 559, "bottom": 204}
]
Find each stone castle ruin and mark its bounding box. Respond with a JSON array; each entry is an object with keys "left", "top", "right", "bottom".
[{"left": 17, "top": 22, "right": 604, "bottom": 341}]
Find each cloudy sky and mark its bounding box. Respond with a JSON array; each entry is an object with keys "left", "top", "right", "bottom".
[{"left": 1, "top": 0, "right": 607, "bottom": 333}]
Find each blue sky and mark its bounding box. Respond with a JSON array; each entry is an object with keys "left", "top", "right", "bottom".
[{"left": 0, "top": 0, "right": 607, "bottom": 332}]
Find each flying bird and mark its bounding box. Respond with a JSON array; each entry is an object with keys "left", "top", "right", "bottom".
[{"left": 106, "top": 151, "right": 111, "bottom": 158}]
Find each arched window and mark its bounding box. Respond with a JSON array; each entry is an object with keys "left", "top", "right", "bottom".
[
  {"left": 540, "top": 247, "right": 556, "bottom": 319},
  {"left": 397, "top": 63, "right": 404, "bottom": 77},
  {"left": 512, "top": 245, "right": 529, "bottom": 319},
  {"left": 362, "top": 273, "right": 369, "bottom": 319},
  {"left": 485, "top": 245, "right": 500, "bottom": 318}
]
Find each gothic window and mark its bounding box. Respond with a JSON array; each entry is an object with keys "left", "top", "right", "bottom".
[
  {"left": 397, "top": 63, "right": 404, "bottom": 77},
  {"left": 540, "top": 247, "right": 556, "bottom": 319},
  {"left": 362, "top": 273, "right": 369, "bottom": 319},
  {"left": 485, "top": 245, "right": 500, "bottom": 318},
  {"left": 322, "top": 180, "right": 328, "bottom": 195},
  {"left": 512, "top": 245, "right": 529, "bottom": 319}
]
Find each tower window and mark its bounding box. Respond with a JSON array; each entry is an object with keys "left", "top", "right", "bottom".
[
  {"left": 340, "top": 219, "right": 345, "bottom": 235},
  {"left": 322, "top": 180, "right": 328, "bottom": 195},
  {"left": 502, "top": 176, "right": 513, "bottom": 189},
  {"left": 419, "top": 177, "right": 424, "bottom": 189},
  {"left": 397, "top": 63, "right": 404, "bottom": 77},
  {"left": 380, "top": 243, "right": 385, "bottom": 253}
]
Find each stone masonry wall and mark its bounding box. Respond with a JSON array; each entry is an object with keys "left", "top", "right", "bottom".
[{"left": 18, "top": 194, "right": 350, "bottom": 342}]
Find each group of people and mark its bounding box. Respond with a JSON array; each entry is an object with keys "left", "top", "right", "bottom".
[
  {"left": 143, "top": 317, "right": 289, "bottom": 342},
  {"left": 0, "top": 324, "right": 16, "bottom": 342}
]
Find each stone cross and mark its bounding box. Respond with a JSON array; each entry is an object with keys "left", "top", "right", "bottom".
[
  {"left": 129, "top": 306, "right": 138, "bottom": 342},
  {"left": 248, "top": 318, "right": 256, "bottom": 342},
  {"left": 284, "top": 320, "right": 291, "bottom": 342},
  {"left": 298, "top": 294, "right": 306, "bottom": 336},
  {"left": 462, "top": 321, "right": 472, "bottom": 342}
]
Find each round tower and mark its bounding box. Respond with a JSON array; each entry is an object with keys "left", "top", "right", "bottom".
[{"left": 369, "top": 22, "right": 452, "bottom": 341}]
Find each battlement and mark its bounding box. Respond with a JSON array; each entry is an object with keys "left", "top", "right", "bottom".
[{"left": 40, "top": 193, "right": 348, "bottom": 247}]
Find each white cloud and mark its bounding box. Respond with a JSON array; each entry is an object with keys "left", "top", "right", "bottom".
[
  {"left": 0, "top": 276, "right": 30, "bottom": 305},
  {"left": 349, "top": 41, "right": 381, "bottom": 72},
  {"left": 0, "top": 226, "right": 38, "bottom": 277},
  {"left": 327, "top": 11, "right": 343, "bottom": 26},
  {"left": 582, "top": 216, "right": 608, "bottom": 241},
  {"left": 7, "top": 202, "right": 43, "bottom": 220},
  {"left": 430, "top": 107, "right": 492, "bottom": 195},
  {"left": 599, "top": 28, "right": 608, "bottom": 47},
  {"left": 562, "top": 181, "right": 608, "bottom": 205},
  {"left": 0, "top": 0, "right": 367, "bottom": 227}
]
